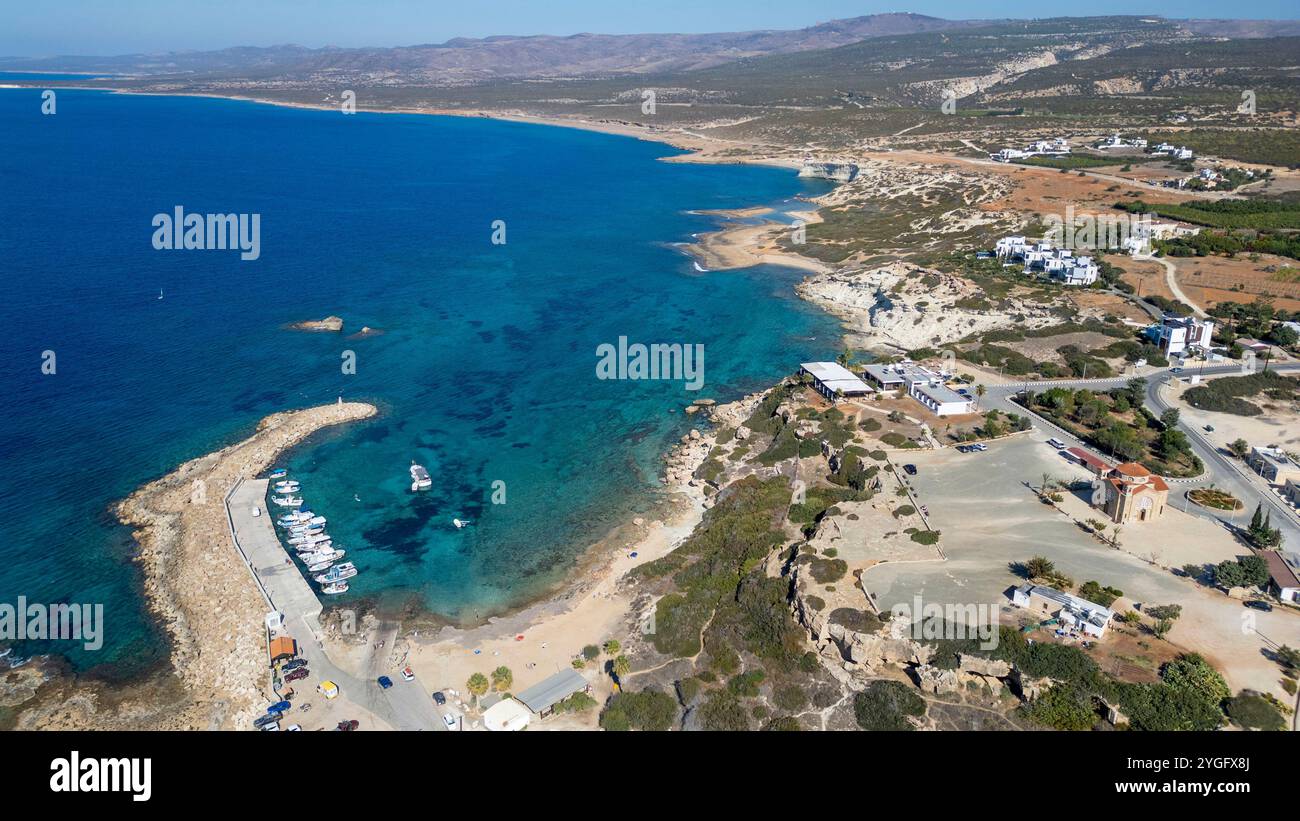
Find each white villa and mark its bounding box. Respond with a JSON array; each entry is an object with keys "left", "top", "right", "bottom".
[
  {"left": 994, "top": 236, "right": 1099, "bottom": 285},
  {"left": 861, "top": 362, "right": 976, "bottom": 416},
  {"left": 1011, "top": 584, "right": 1115, "bottom": 638},
  {"left": 1095, "top": 133, "right": 1147, "bottom": 150},
  {"left": 1144, "top": 314, "right": 1216, "bottom": 357},
  {"left": 989, "top": 137, "right": 1069, "bottom": 163}
]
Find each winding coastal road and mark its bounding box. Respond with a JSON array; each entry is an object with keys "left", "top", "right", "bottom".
[{"left": 982, "top": 363, "right": 1300, "bottom": 561}]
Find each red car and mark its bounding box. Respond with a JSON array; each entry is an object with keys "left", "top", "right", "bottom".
[
  {"left": 284, "top": 668, "right": 309, "bottom": 683},
  {"left": 336, "top": 720, "right": 359, "bottom": 731}
]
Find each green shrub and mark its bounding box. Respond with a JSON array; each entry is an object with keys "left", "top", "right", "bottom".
[{"left": 853, "top": 680, "right": 926, "bottom": 730}]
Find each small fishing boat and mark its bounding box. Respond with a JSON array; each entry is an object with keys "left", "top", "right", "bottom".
[
  {"left": 314, "top": 562, "right": 358, "bottom": 584},
  {"left": 301, "top": 548, "right": 345, "bottom": 564},
  {"left": 271, "top": 495, "right": 303, "bottom": 507},
  {"left": 410, "top": 462, "right": 432, "bottom": 492},
  {"left": 273, "top": 481, "right": 300, "bottom": 493},
  {"left": 306, "top": 558, "right": 336, "bottom": 573},
  {"left": 321, "top": 581, "right": 349, "bottom": 595},
  {"left": 295, "top": 540, "right": 333, "bottom": 554},
  {"left": 453, "top": 518, "right": 471, "bottom": 529},
  {"left": 269, "top": 469, "right": 288, "bottom": 479}
]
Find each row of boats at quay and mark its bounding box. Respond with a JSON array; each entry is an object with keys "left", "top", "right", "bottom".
[{"left": 269, "top": 469, "right": 356, "bottom": 595}]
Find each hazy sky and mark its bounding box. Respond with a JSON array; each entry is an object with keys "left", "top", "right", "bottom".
[{"left": 2, "top": 0, "right": 1295, "bottom": 56}]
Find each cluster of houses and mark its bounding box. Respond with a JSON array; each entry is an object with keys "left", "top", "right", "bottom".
[
  {"left": 1093, "top": 134, "right": 1194, "bottom": 160},
  {"left": 989, "top": 136, "right": 1070, "bottom": 163},
  {"left": 994, "top": 236, "right": 1100, "bottom": 285},
  {"left": 799, "top": 360, "right": 978, "bottom": 416}
]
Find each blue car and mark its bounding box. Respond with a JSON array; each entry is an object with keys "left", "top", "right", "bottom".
[
  {"left": 268, "top": 700, "right": 291, "bottom": 714},
  {"left": 377, "top": 676, "right": 393, "bottom": 689}
]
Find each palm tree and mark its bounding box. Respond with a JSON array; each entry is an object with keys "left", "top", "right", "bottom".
[
  {"left": 491, "top": 665, "right": 513, "bottom": 692},
  {"left": 612, "top": 655, "right": 631, "bottom": 682},
  {"left": 467, "top": 673, "right": 488, "bottom": 706},
  {"left": 975, "top": 383, "right": 987, "bottom": 408}
]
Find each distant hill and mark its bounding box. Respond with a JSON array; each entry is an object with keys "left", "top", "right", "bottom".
[{"left": 0, "top": 14, "right": 1009, "bottom": 81}]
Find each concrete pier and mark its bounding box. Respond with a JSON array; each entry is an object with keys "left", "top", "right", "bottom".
[{"left": 227, "top": 479, "right": 442, "bottom": 730}]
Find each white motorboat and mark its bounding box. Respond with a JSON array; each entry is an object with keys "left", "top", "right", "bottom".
[
  {"left": 306, "top": 558, "right": 335, "bottom": 573},
  {"left": 410, "top": 462, "right": 432, "bottom": 491},
  {"left": 321, "top": 581, "right": 349, "bottom": 595},
  {"left": 274, "top": 482, "right": 300, "bottom": 493},
  {"left": 305, "top": 515, "right": 327, "bottom": 526},
  {"left": 295, "top": 540, "right": 333, "bottom": 554},
  {"left": 314, "top": 563, "right": 358, "bottom": 584},
  {"left": 288, "top": 532, "right": 327, "bottom": 545},
  {"left": 271, "top": 495, "right": 303, "bottom": 507},
  {"left": 453, "top": 518, "right": 471, "bottom": 529},
  {"left": 269, "top": 469, "right": 288, "bottom": 479},
  {"left": 301, "top": 548, "right": 344, "bottom": 564}
]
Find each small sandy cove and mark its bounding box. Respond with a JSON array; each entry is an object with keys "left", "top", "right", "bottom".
[{"left": 405, "top": 487, "right": 705, "bottom": 715}]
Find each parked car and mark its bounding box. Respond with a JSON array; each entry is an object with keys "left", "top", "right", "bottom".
[
  {"left": 971, "top": 443, "right": 988, "bottom": 452},
  {"left": 284, "top": 668, "right": 309, "bottom": 683},
  {"left": 260, "top": 722, "right": 280, "bottom": 732},
  {"left": 442, "top": 713, "right": 458, "bottom": 731},
  {"left": 282, "top": 658, "right": 307, "bottom": 672},
  {"left": 400, "top": 666, "right": 415, "bottom": 682},
  {"left": 902, "top": 464, "right": 918, "bottom": 476},
  {"left": 336, "top": 720, "right": 359, "bottom": 731},
  {"left": 253, "top": 713, "right": 280, "bottom": 729},
  {"left": 432, "top": 691, "right": 447, "bottom": 706},
  {"left": 1046, "top": 438, "right": 1066, "bottom": 450},
  {"left": 267, "top": 700, "right": 291, "bottom": 714},
  {"left": 285, "top": 724, "right": 301, "bottom": 731},
  {"left": 377, "top": 676, "right": 393, "bottom": 690},
  {"left": 1203, "top": 425, "right": 1215, "bottom": 432},
  {"left": 1244, "top": 600, "right": 1273, "bottom": 612},
  {"left": 955, "top": 445, "right": 969, "bottom": 453}
]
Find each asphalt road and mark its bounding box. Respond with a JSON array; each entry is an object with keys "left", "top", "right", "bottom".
[{"left": 982, "top": 362, "right": 1300, "bottom": 560}]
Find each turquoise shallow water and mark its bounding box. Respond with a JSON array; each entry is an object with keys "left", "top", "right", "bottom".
[{"left": 0, "top": 86, "right": 842, "bottom": 674}]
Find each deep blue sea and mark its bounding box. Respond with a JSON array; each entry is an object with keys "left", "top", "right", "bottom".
[{"left": 0, "top": 85, "right": 841, "bottom": 675}]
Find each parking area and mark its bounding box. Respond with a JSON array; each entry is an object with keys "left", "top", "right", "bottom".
[{"left": 865, "top": 434, "right": 1300, "bottom": 698}]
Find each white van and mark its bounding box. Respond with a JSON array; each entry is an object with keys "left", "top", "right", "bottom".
[{"left": 1046, "top": 438, "right": 1066, "bottom": 450}]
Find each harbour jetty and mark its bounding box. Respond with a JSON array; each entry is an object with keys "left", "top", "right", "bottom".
[{"left": 11, "top": 402, "right": 378, "bottom": 730}]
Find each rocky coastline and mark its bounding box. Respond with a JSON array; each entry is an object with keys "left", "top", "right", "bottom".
[{"left": 7, "top": 402, "right": 377, "bottom": 729}]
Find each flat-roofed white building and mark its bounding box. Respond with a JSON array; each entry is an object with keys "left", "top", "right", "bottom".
[
  {"left": 1011, "top": 584, "right": 1114, "bottom": 638},
  {"left": 911, "top": 380, "right": 977, "bottom": 416},
  {"left": 800, "top": 362, "right": 874, "bottom": 402},
  {"left": 862, "top": 362, "right": 974, "bottom": 416},
  {"left": 1248, "top": 446, "right": 1300, "bottom": 485},
  {"left": 1145, "top": 314, "right": 1215, "bottom": 357}
]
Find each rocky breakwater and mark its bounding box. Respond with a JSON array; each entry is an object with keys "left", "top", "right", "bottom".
[{"left": 15, "top": 402, "right": 377, "bottom": 730}]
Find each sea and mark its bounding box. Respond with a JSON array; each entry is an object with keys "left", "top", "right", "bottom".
[{"left": 0, "top": 81, "right": 842, "bottom": 677}]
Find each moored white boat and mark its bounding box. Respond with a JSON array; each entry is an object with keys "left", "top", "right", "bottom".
[
  {"left": 301, "top": 548, "right": 344, "bottom": 564},
  {"left": 321, "top": 581, "right": 349, "bottom": 595},
  {"left": 273, "top": 481, "right": 300, "bottom": 493},
  {"left": 271, "top": 495, "right": 303, "bottom": 507},
  {"left": 410, "top": 462, "right": 432, "bottom": 491},
  {"left": 269, "top": 469, "right": 287, "bottom": 479},
  {"left": 314, "top": 562, "right": 358, "bottom": 584},
  {"left": 306, "top": 558, "right": 335, "bottom": 573}
]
